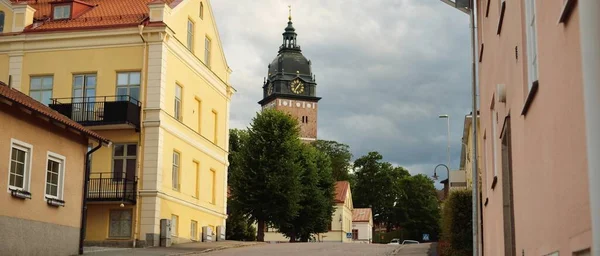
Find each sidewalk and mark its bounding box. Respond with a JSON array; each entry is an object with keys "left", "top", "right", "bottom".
[{"left": 81, "top": 241, "right": 263, "bottom": 256}]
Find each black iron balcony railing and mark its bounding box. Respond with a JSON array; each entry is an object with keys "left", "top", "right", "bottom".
[
  {"left": 87, "top": 172, "right": 137, "bottom": 204},
  {"left": 49, "top": 96, "right": 141, "bottom": 130}
]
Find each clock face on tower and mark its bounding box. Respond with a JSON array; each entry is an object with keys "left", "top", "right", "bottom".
[
  {"left": 290, "top": 79, "right": 304, "bottom": 94},
  {"left": 267, "top": 83, "right": 273, "bottom": 95}
]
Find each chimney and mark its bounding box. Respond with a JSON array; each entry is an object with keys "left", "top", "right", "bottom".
[
  {"left": 147, "top": 0, "right": 171, "bottom": 22},
  {"left": 12, "top": 2, "right": 36, "bottom": 32}
]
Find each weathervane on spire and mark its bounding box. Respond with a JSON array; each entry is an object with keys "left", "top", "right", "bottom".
[{"left": 288, "top": 5, "right": 292, "bottom": 21}]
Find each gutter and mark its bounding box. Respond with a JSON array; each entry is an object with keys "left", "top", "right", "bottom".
[{"left": 78, "top": 140, "right": 109, "bottom": 255}]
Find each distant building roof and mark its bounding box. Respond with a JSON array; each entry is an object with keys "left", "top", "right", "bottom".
[
  {"left": 352, "top": 208, "right": 372, "bottom": 222},
  {"left": 334, "top": 181, "right": 350, "bottom": 203},
  {"left": 0, "top": 82, "right": 109, "bottom": 144},
  {"left": 7, "top": 0, "right": 183, "bottom": 33}
]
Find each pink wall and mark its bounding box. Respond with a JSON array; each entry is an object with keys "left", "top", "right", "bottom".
[{"left": 478, "top": 0, "right": 591, "bottom": 255}]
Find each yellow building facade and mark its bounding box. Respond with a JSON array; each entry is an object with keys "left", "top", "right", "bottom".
[{"left": 0, "top": 0, "right": 233, "bottom": 247}]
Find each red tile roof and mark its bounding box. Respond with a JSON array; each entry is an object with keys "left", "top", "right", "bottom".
[
  {"left": 0, "top": 82, "right": 109, "bottom": 144},
  {"left": 334, "top": 181, "right": 350, "bottom": 203},
  {"left": 9, "top": 0, "right": 181, "bottom": 32},
  {"left": 352, "top": 208, "right": 372, "bottom": 222}
]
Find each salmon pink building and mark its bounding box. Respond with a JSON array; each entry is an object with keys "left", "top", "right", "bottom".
[{"left": 476, "top": 0, "right": 592, "bottom": 255}]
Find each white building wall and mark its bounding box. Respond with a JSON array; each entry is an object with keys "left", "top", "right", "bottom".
[{"left": 351, "top": 222, "right": 372, "bottom": 243}]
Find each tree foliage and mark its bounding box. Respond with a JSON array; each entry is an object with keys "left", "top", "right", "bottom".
[
  {"left": 440, "top": 189, "right": 472, "bottom": 255},
  {"left": 225, "top": 203, "right": 257, "bottom": 241},
  {"left": 394, "top": 174, "right": 441, "bottom": 240},
  {"left": 278, "top": 144, "right": 335, "bottom": 241},
  {"left": 228, "top": 109, "right": 303, "bottom": 241},
  {"left": 312, "top": 140, "right": 353, "bottom": 181}
]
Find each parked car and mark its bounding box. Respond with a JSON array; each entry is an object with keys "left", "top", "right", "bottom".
[
  {"left": 388, "top": 238, "right": 401, "bottom": 245},
  {"left": 402, "top": 240, "right": 420, "bottom": 244}
]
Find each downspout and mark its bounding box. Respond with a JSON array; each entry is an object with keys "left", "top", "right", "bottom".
[
  {"left": 579, "top": 0, "right": 600, "bottom": 253},
  {"left": 133, "top": 23, "right": 149, "bottom": 249},
  {"left": 78, "top": 141, "right": 105, "bottom": 255}
]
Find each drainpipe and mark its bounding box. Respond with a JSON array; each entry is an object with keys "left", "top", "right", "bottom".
[
  {"left": 78, "top": 141, "right": 106, "bottom": 255},
  {"left": 579, "top": 0, "right": 600, "bottom": 253},
  {"left": 133, "top": 24, "right": 149, "bottom": 249}
]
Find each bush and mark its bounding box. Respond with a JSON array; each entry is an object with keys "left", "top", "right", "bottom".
[{"left": 440, "top": 189, "right": 472, "bottom": 256}]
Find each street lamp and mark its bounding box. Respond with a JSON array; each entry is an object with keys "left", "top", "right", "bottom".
[
  {"left": 438, "top": 0, "right": 478, "bottom": 255},
  {"left": 439, "top": 114, "right": 450, "bottom": 169},
  {"left": 432, "top": 163, "right": 450, "bottom": 182}
]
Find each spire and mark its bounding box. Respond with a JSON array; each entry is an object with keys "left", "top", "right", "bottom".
[{"left": 280, "top": 5, "right": 300, "bottom": 52}]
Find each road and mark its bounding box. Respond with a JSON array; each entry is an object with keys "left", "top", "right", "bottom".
[{"left": 202, "top": 243, "right": 436, "bottom": 256}]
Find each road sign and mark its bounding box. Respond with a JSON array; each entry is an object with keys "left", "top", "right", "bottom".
[
  {"left": 346, "top": 233, "right": 352, "bottom": 238},
  {"left": 422, "top": 234, "right": 430, "bottom": 241}
]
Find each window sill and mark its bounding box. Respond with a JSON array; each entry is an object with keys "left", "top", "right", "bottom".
[
  {"left": 496, "top": 0, "right": 506, "bottom": 35},
  {"left": 10, "top": 188, "right": 32, "bottom": 200},
  {"left": 521, "top": 80, "right": 539, "bottom": 116},
  {"left": 484, "top": 197, "right": 489, "bottom": 206},
  {"left": 491, "top": 176, "right": 498, "bottom": 190},
  {"left": 46, "top": 197, "right": 65, "bottom": 207},
  {"left": 479, "top": 43, "right": 484, "bottom": 62},
  {"left": 558, "top": 0, "right": 577, "bottom": 24}
]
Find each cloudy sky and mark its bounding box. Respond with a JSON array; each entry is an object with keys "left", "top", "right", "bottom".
[{"left": 212, "top": 0, "right": 473, "bottom": 182}]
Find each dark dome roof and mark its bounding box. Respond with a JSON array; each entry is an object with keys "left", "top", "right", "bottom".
[{"left": 268, "top": 51, "right": 311, "bottom": 76}]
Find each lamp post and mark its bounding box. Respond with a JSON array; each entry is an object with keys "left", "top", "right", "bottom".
[
  {"left": 439, "top": 114, "right": 450, "bottom": 169},
  {"left": 438, "top": 1, "right": 478, "bottom": 255},
  {"left": 433, "top": 163, "right": 450, "bottom": 182}
]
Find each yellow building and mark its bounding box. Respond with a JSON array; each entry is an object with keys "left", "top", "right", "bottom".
[
  {"left": 0, "top": 0, "right": 233, "bottom": 247},
  {"left": 459, "top": 111, "right": 481, "bottom": 190}
]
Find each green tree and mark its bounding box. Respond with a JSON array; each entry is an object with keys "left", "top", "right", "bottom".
[
  {"left": 312, "top": 140, "right": 353, "bottom": 181},
  {"left": 394, "top": 174, "right": 441, "bottom": 241},
  {"left": 228, "top": 129, "right": 248, "bottom": 181},
  {"left": 229, "top": 109, "right": 303, "bottom": 241},
  {"left": 278, "top": 144, "right": 335, "bottom": 242},
  {"left": 440, "top": 189, "right": 472, "bottom": 255},
  {"left": 225, "top": 204, "right": 257, "bottom": 241}
]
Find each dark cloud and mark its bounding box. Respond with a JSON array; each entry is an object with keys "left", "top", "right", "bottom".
[{"left": 213, "top": 0, "right": 473, "bottom": 182}]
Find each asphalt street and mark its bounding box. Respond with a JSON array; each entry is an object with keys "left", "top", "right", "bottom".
[{"left": 201, "top": 242, "right": 436, "bottom": 256}]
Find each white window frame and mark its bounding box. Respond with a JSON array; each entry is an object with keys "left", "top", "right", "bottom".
[
  {"left": 204, "top": 36, "right": 211, "bottom": 67},
  {"left": 187, "top": 19, "right": 195, "bottom": 52},
  {"left": 30, "top": 76, "right": 54, "bottom": 106},
  {"left": 175, "top": 84, "right": 182, "bottom": 121},
  {"left": 524, "top": 0, "right": 539, "bottom": 91},
  {"left": 44, "top": 152, "right": 66, "bottom": 200},
  {"left": 7, "top": 138, "right": 33, "bottom": 192},
  {"left": 53, "top": 5, "right": 71, "bottom": 20},
  {"left": 172, "top": 151, "right": 180, "bottom": 190},
  {"left": 190, "top": 220, "right": 198, "bottom": 240}
]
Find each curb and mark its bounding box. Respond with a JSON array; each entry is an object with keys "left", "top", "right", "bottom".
[{"left": 167, "top": 243, "right": 264, "bottom": 256}]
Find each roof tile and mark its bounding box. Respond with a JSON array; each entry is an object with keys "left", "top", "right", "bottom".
[
  {"left": 0, "top": 82, "right": 109, "bottom": 143},
  {"left": 334, "top": 181, "right": 349, "bottom": 203},
  {"left": 352, "top": 208, "right": 372, "bottom": 222}
]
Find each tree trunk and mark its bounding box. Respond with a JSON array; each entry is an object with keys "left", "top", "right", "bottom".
[
  {"left": 257, "top": 219, "right": 265, "bottom": 242},
  {"left": 289, "top": 235, "right": 296, "bottom": 243}
]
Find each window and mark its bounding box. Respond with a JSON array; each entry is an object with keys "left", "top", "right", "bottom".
[
  {"left": 524, "top": 0, "right": 538, "bottom": 91},
  {"left": 112, "top": 144, "right": 137, "bottom": 181},
  {"left": 175, "top": 84, "right": 182, "bottom": 121},
  {"left": 190, "top": 220, "right": 198, "bottom": 240},
  {"left": 30, "top": 76, "right": 53, "bottom": 105},
  {"left": 209, "top": 169, "right": 216, "bottom": 204},
  {"left": 116, "top": 72, "right": 141, "bottom": 101},
  {"left": 109, "top": 210, "right": 132, "bottom": 238},
  {"left": 45, "top": 153, "right": 65, "bottom": 199},
  {"left": 171, "top": 215, "right": 179, "bottom": 236},
  {"left": 8, "top": 139, "right": 32, "bottom": 191},
  {"left": 0, "top": 11, "right": 5, "bottom": 32},
  {"left": 491, "top": 109, "right": 498, "bottom": 180},
  {"left": 204, "top": 36, "right": 211, "bottom": 67},
  {"left": 193, "top": 161, "right": 200, "bottom": 198},
  {"left": 187, "top": 19, "right": 194, "bottom": 52},
  {"left": 352, "top": 229, "right": 358, "bottom": 240},
  {"left": 72, "top": 74, "right": 97, "bottom": 121},
  {"left": 196, "top": 98, "right": 202, "bottom": 133},
  {"left": 199, "top": 2, "right": 204, "bottom": 19},
  {"left": 53, "top": 5, "right": 71, "bottom": 20},
  {"left": 212, "top": 110, "right": 218, "bottom": 144},
  {"left": 483, "top": 133, "right": 488, "bottom": 191},
  {"left": 172, "top": 151, "right": 180, "bottom": 190}
]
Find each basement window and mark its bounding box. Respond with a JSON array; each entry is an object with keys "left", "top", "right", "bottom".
[{"left": 53, "top": 5, "right": 71, "bottom": 20}]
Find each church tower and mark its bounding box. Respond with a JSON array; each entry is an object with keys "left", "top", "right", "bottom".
[{"left": 258, "top": 8, "right": 321, "bottom": 142}]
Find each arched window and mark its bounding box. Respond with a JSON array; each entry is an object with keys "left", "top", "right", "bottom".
[
  {"left": 199, "top": 2, "right": 204, "bottom": 20},
  {"left": 0, "top": 11, "right": 5, "bottom": 32}
]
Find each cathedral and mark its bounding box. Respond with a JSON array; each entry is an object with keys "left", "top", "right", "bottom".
[{"left": 257, "top": 9, "right": 321, "bottom": 142}]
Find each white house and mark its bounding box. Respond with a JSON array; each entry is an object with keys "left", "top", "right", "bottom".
[{"left": 351, "top": 208, "right": 373, "bottom": 243}]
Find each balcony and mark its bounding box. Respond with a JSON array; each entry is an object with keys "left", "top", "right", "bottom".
[
  {"left": 49, "top": 96, "right": 141, "bottom": 131},
  {"left": 87, "top": 172, "right": 137, "bottom": 204}
]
